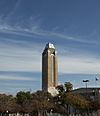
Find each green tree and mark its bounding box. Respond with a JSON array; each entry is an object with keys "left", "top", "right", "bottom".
[
  {"left": 16, "top": 91, "right": 32, "bottom": 105},
  {"left": 56, "top": 85, "right": 65, "bottom": 94},
  {"left": 16, "top": 91, "right": 33, "bottom": 113},
  {"left": 64, "top": 82, "right": 73, "bottom": 92}
]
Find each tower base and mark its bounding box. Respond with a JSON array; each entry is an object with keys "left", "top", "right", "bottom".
[{"left": 48, "top": 87, "right": 58, "bottom": 96}]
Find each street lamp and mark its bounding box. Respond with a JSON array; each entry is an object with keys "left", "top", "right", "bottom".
[{"left": 83, "top": 80, "right": 89, "bottom": 94}]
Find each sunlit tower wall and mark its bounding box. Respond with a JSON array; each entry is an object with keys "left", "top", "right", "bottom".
[{"left": 42, "top": 43, "right": 58, "bottom": 93}]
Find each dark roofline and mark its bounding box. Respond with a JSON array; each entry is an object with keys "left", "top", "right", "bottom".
[{"left": 73, "top": 87, "right": 100, "bottom": 92}]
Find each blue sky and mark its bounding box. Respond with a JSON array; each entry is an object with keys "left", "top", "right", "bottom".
[{"left": 0, "top": 0, "right": 100, "bottom": 94}]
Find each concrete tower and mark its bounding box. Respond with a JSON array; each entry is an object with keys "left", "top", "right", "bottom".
[{"left": 42, "top": 43, "right": 58, "bottom": 94}]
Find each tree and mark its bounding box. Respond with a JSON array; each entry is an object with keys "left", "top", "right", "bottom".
[
  {"left": 16, "top": 91, "right": 33, "bottom": 113},
  {"left": 56, "top": 85, "right": 65, "bottom": 94},
  {"left": 16, "top": 91, "right": 32, "bottom": 105},
  {"left": 64, "top": 82, "right": 73, "bottom": 92},
  {"left": 32, "top": 91, "right": 53, "bottom": 115},
  {"left": 61, "top": 93, "right": 91, "bottom": 115},
  {"left": 90, "top": 99, "right": 100, "bottom": 111}
]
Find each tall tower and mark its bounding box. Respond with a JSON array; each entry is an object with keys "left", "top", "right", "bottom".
[{"left": 42, "top": 43, "right": 58, "bottom": 94}]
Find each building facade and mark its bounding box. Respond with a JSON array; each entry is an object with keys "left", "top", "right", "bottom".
[
  {"left": 72, "top": 88, "right": 100, "bottom": 100},
  {"left": 42, "top": 43, "right": 58, "bottom": 94}
]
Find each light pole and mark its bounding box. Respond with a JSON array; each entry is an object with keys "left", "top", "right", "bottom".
[{"left": 83, "top": 80, "right": 89, "bottom": 94}]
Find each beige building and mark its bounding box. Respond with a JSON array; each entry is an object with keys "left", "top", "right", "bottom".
[{"left": 42, "top": 43, "right": 58, "bottom": 95}]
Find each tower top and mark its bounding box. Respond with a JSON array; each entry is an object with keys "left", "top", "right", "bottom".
[{"left": 45, "top": 42, "right": 55, "bottom": 49}]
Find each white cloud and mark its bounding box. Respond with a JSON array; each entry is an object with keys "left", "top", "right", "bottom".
[
  {"left": 0, "top": 38, "right": 100, "bottom": 74},
  {"left": 0, "top": 11, "right": 100, "bottom": 74},
  {"left": 58, "top": 55, "right": 100, "bottom": 74},
  {"left": 0, "top": 10, "right": 99, "bottom": 50},
  {"left": 0, "top": 41, "right": 42, "bottom": 72},
  {"left": 0, "top": 75, "right": 38, "bottom": 81},
  {"left": 0, "top": 14, "right": 96, "bottom": 44}
]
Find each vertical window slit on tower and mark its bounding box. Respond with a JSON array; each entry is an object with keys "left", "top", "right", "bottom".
[{"left": 51, "top": 54, "right": 54, "bottom": 84}]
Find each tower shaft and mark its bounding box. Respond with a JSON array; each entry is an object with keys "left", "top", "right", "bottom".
[{"left": 42, "top": 43, "right": 58, "bottom": 92}]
